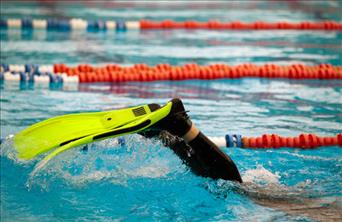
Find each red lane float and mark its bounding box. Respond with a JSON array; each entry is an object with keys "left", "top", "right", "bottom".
[
  {"left": 140, "top": 20, "right": 342, "bottom": 30},
  {"left": 53, "top": 63, "right": 342, "bottom": 82},
  {"left": 3, "top": 18, "right": 341, "bottom": 31},
  {"left": 242, "top": 133, "right": 342, "bottom": 149}
]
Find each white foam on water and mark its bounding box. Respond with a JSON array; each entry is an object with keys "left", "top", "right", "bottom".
[
  {"left": 232, "top": 164, "right": 317, "bottom": 203},
  {"left": 0, "top": 135, "right": 34, "bottom": 167},
  {"left": 230, "top": 165, "right": 342, "bottom": 221},
  {"left": 25, "top": 135, "right": 175, "bottom": 189},
  {"left": 242, "top": 165, "right": 281, "bottom": 185}
]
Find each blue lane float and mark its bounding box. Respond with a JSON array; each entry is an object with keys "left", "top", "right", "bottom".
[
  {"left": 225, "top": 134, "right": 243, "bottom": 148},
  {"left": 0, "top": 18, "right": 140, "bottom": 31},
  {"left": 0, "top": 70, "right": 78, "bottom": 84}
]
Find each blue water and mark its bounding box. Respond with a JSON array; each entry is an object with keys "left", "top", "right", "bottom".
[{"left": 1, "top": 1, "right": 342, "bottom": 222}]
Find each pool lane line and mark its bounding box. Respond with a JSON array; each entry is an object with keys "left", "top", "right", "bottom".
[
  {"left": 1, "top": 63, "right": 341, "bottom": 83},
  {"left": 1, "top": 19, "right": 341, "bottom": 31},
  {"left": 2, "top": 133, "right": 340, "bottom": 149}
]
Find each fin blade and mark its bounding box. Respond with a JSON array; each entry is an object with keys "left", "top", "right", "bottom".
[
  {"left": 33, "top": 102, "right": 172, "bottom": 173},
  {"left": 14, "top": 105, "right": 152, "bottom": 160}
]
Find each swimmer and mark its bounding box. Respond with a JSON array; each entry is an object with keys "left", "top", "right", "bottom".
[
  {"left": 13, "top": 97, "right": 241, "bottom": 184},
  {"left": 13, "top": 98, "right": 340, "bottom": 221}
]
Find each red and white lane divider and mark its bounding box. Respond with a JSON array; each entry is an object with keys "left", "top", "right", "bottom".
[
  {"left": 1, "top": 18, "right": 342, "bottom": 31},
  {"left": 1, "top": 63, "right": 342, "bottom": 84}
]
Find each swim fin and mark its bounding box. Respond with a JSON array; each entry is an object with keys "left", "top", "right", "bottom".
[
  {"left": 30, "top": 102, "right": 172, "bottom": 174},
  {"left": 14, "top": 103, "right": 169, "bottom": 160}
]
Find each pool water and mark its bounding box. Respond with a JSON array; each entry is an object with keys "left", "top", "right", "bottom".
[{"left": 1, "top": 1, "right": 342, "bottom": 222}]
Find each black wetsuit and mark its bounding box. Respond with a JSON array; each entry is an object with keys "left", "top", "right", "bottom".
[{"left": 143, "top": 98, "right": 242, "bottom": 183}]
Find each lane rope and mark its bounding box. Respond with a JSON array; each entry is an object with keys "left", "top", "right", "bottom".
[
  {"left": 1, "top": 63, "right": 341, "bottom": 84},
  {"left": 1, "top": 18, "right": 341, "bottom": 31},
  {"left": 219, "top": 133, "right": 342, "bottom": 149},
  {"left": 1, "top": 133, "right": 340, "bottom": 149}
]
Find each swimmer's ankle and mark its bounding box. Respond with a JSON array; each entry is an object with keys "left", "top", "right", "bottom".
[{"left": 182, "top": 123, "right": 200, "bottom": 143}]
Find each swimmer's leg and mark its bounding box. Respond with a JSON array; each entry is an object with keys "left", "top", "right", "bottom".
[{"left": 144, "top": 98, "right": 242, "bottom": 182}]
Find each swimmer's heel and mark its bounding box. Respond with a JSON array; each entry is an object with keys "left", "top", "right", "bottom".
[{"left": 150, "top": 98, "right": 193, "bottom": 137}]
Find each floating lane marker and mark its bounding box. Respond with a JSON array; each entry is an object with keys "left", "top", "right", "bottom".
[
  {"left": 1, "top": 19, "right": 342, "bottom": 31},
  {"left": 32, "top": 19, "right": 47, "bottom": 29},
  {"left": 1, "top": 63, "right": 341, "bottom": 84}
]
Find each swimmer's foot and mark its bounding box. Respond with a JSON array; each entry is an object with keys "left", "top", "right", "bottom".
[{"left": 151, "top": 98, "right": 193, "bottom": 138}]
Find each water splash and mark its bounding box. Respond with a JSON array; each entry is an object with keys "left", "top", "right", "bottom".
[
  {"left": 235, "top": 165, "right": 342, "bottom": 221},
  {"left": 236, "top": 165, "right": 315, "bottom": 201},
  {"left": 0, "top": 134, "right": 34, "bottom": 167},
  {"left": 25, "top": 135, "right": 176, "bottom": 190},
  {"left": 242, "top": 165, "right": 281, "bottom": 185}
]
